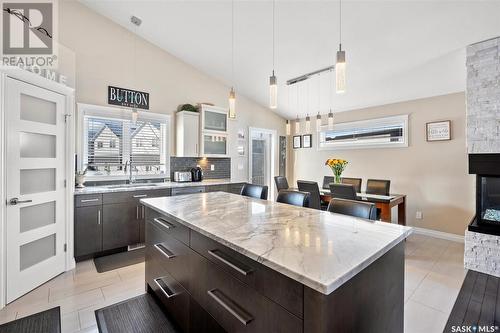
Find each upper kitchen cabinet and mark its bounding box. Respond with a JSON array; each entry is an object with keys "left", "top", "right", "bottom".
[
  {"left": 201, "top": 104, "right": 228, "bottom": 133},
  {"left": 176, "top": 110, "right": 200, "bottom": 157},
  {"left": 467, "top": 37, "right": 500, "bottom": 153}
]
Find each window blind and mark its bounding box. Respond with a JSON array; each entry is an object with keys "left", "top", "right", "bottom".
[{"left": 83, "top": 115, "right": 167, "bottom": 173}]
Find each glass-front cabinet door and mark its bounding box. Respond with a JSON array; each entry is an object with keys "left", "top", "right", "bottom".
[
  {"left": 202, "top": 134, "right": 228, "bottom": 156},
  {"left": 201, "top": 105, "right": 228, "bottom": 133}
]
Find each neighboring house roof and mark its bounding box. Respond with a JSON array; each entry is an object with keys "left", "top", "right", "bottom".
[
  {"left": 130, "top": 122, "right": 161, "bottom": 139},
  {"left": 88, "top": 120, "right": 123, "bottom": 144}
]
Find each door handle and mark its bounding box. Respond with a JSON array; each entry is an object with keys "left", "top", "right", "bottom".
[
  {"left": 8, "top": 198, "right": 32, "bottom": 205},
  {"left": 98, "top": 209, "right": 101, "bottom": 225}
]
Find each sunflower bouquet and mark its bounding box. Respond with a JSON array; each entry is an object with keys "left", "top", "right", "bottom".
[{"left": 325, "top": 158, "right": 348, "bottom": 184}]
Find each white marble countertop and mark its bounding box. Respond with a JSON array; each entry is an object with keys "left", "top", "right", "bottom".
[
  {"left": 141, "top": 192, "right": 412, "bottom": 295},
  {"left": 74, "top": 179, "right": 246, "bottom": 195}
]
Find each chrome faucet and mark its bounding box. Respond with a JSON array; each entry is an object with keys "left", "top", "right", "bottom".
[{"left": 124, "top": 160, "right": 136, "bottom": 184}]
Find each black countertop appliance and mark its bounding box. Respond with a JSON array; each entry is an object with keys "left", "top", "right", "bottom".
[{"left": 191, "top": 166, "right": 203, "bottom": 182}]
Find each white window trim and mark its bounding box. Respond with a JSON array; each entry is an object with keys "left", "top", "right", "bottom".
[
  {"left": 76, "top": 103, "right": 171, "bottom": 180},
  {"left": 317, "top": 114, "right": 409, "bottom": 150}
]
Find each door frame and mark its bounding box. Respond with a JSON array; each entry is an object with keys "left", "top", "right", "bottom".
[
  {"left": 0, "top": 67, "right": 75, "bottom": 308},
  {"left": 248, "top": 127, "right": 277, "bottom": 199}
]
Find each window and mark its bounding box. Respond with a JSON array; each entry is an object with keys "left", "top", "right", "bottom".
[
  {"left": 318, "top": 115, "right": 408, "bottom": 150},
  {"left": 78, "top": 104, "right": 170, "bottom": 178}
]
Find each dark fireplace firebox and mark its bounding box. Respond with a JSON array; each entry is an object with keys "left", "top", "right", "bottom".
[{"left": 469, "top": 154, "right": 500, "bottom": 235}]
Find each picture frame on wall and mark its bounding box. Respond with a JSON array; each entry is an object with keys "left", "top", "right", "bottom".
[
  {"left": 302, "top": 134, "right": 312, "bottom": 148},
  {"left": 426, "top": 120, "right": 451, "bottom": 141},
  {"left": 293, "top": 135, "right": 302, "bottom": 149}
]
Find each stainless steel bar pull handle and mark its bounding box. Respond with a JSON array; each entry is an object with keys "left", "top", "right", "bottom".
[
  {"left": 153, "top": 218, "right": 175, "bottom": 230},
  {"left": 98, "top": 210, "right": 101, "bottom": 225},
  {"left": 154, "top": 243, "right": 176, "bottom": 259},
  {"left": 81, "top": 198, "right": 99, "bottom": 203},
  {"left": 207, "top": 289, "right": 254, "bottom": 326},
  {"left": 9, "top": 198, "right": 33, "bottom": 205},
  {"left": 207, "top": 249, "right": 253, "bottom": 276},
  {"left": 133, "top": 194, "right": 148, "bottom": 198},
  {"left": 154, "top": 278, "right": 179, "bottom": 299}
]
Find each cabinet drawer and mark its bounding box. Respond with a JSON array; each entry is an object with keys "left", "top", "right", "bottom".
[
  {"left": 145, "top": 208, "right": 189, "bottom": 245},
  {"left": 171, "top": 186, "right": 205, "bottom": 196},
  {"left": 146, "top": 220, "right": 192, "bottom": 290},
  {"left": 145, "top": 261, "right": 190, "bottom": 333},
  {"left": 205, "top": 259, "right": 302, "bottom": 333},
  {"left": 75, "top": 194, "right": 102, "bottom": 207},
  {"left": 191, "top": 231, "right": 303, "bottom": 318},
  {"left": 103, "top": 189, "right": 170, "bottom": 205}
]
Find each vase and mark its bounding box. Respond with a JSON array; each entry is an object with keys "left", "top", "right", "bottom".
[{"left": 334, "top": 174, "right": 342, "bottom": 184}]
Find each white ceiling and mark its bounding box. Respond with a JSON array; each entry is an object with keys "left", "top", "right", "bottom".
[{"left": 80, "top": 0, "right": 500, "bottom": 119}]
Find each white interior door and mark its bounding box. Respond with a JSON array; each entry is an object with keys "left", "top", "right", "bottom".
[
  {"left": 5, "top": 77, "right": 67, "bottom": 303},
  {"left": 248, "top": 128, "right": 275, "bottom": 198}
]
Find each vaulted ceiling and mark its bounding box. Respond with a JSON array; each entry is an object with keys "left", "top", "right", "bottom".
[{"left": 80, "top": 0, "right": 500, "bottom": 119}]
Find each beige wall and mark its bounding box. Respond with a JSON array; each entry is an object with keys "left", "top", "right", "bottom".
[
  {"left": 58, "top": 1, "right": 286, "bottom": 182},
  {"left": 292, "top": 92, "right": 474, "bottom": 235}
]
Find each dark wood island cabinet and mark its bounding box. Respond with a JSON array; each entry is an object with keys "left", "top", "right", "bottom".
[{"left": 142, "top": 192, "right": 411, "bottom": 333}]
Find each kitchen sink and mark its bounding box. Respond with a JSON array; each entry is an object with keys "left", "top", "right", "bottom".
[{"left": 104, "top": 183, "right": 160, "bottom": 189}]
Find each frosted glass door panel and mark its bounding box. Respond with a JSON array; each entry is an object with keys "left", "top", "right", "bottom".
[
  {"left": 20, "top": 201, "right": 56, "bottom": 233},
  {"left": 20, "top": 168, "right": 56, "bottom": 194},
  {"left": 20, "top": 234, "right": 56, "bottom": 271},
  {"left": 20, "top": 94, "right": 57, "bottom": 125},
  {"left": 204, "top": 111, "right": 227, "bottom": 132},
  {"left": 203, "top": 135, "right": 227, "bottom": 155},
  {"left": 20, "top": 132, "right": 56, "bottom": 158}
]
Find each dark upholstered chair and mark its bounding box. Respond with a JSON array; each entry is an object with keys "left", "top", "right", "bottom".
[
  {"left": 297, "top": 180, "right": 326, "bottom": 210},
  {"left": 276, "top": 190, "right": 310, "bottom": 208},
  {"left": 341, "top": 177, "right": 362, "bottom": 193},
  {"left": 327, "top": 198, "right": 377, "bottom": 220},
  {"left": 366, "top": 179, "right": 391, "bottom": 196},
  {"left": 240, "top": 183, "right": 268, "bottom": 200},
  {"left": 322, "top": 176, "right": 335, "bottom": 190},
  {"left": 274, "top": 176, "right": 289, "bottom": 192},
  {"left": 329, "top": 183, "right": 358, "bottom": 200}
]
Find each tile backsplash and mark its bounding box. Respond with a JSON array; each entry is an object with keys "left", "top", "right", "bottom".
[{"left": 170, "top": 157, "right": 231, "bottom": 179}]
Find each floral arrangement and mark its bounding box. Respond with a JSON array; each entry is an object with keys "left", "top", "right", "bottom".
[{"left": 325, "top": 158, "right": 348, "bottom": 183}]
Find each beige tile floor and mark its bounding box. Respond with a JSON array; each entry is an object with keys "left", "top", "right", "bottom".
[{"left": 0, "top": 234, "right": 465, "bottom": 333}]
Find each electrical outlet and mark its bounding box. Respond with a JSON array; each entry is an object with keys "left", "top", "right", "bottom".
[
  {"left": 210, "top": 164, "right": 215, "bottom": 171},
  {"left": 415, "top": 211, "right": 423, "bottom": 220}
]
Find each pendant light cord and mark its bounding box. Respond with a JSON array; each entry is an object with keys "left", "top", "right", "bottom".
[
  {"left": 231, "top": 0, "right": 235, "bottom": 88},
  {"left": 272, "top": 0, "right": 275, "bottom": 71},
  {"left": 339, "top": 0, "right": 342, "bottom": 50},
  {"left": 330, "top": 69, "right": 333, "bottom": 111}
]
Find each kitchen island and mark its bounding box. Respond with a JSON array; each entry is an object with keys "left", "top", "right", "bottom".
[{"left": 141, "top": 192, "right": 412, "bottom": 333}]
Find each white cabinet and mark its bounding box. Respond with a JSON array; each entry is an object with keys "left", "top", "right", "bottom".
[
  {"left": 201, "top": 133, "right": 228, "bottom": 156},
  {"left": 201, "top": 105, "right": 228, "bottom": 133},
  {"left": 176, "top": 111, "right": 200, "bottom": 157}
]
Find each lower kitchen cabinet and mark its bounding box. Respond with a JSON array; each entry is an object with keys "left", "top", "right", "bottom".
[
  {"left": 74, "top": 206, "right": 102, "bottom": 258},
  {"left": 102, "top": 203, "right": 140, "bottom": 251}
]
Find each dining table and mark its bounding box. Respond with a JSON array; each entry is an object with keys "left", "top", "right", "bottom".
[{"left": 320, "top": 190, "right": 406, "bottom": 226}]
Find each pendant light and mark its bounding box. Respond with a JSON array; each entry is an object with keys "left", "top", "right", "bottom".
[
  {"left": 304, "top": 80, "right": 311, "bottom": 133},
  {"left": 316, "top": 74, "right": 322, "bottom": 130},
  {"left": 285, "top": 86, "right": 291, "bottom": 135},
  {"left": 336, "top": 0, "right": 346, "bottom": 94},
  {"left": 286, "top": 120, "right": 291, "bottom": 136},
  {"left": 131, "top": 16, "right": 141, "bottom": 125},
  {"left": 295, "top": 115, "right": 300, "bottom": 134},
  {"left": 228, "top": 0, "right": 236, "bottom": 118},
  {"left": 269, "top": 0, "right": 277, "bottom": 109},
  {"left": 328, "top": 70, "right": 334, "bottom": 129},
  {"left": 305, "top": 114, "right": 311, "bottom": 133}
]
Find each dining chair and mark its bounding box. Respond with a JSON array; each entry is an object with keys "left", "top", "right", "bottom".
[
  {"left": 327, "top": 198, "right": 377, "bottom": 220},
  {"left": 366, "top": 179, "right": 391, "bottom": 196},
  {"left": 276, "top": 190, "right": 310, "bottom": 208},
  {"left": 341, "top": 177, "right": 362, "bottom": 193},
  {"left": 322, "top": 176, "right": 335, "bottom": 190},
  {"left": 240, "top": 183, "right": 268, "bottom": 200},
  {"left": 274, "top": 176, "right": 289, "bottom": 192},
  {"left": 297, "top": 180, "right": 326, "bottom": 210},
  {"left": 329, "top": 183, "right": 358, "bottom": 200}
]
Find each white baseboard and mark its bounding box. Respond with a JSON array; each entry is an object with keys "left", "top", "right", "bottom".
[{"left": 412, "top": 227, "right": 464, "bottom": 243}]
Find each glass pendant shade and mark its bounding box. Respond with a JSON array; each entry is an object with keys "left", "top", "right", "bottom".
[
  {"left": 269, "top": 72, "right": 277, "bottom": 109},
  {"left": 316, "top": 114, "right": 322, "bottom": 131},
  {"left": 131, "top": 108, "right": 138, "bottom": 125},
  {"left": 336, "top": 46, "right": 346, "bottom": 94},
  {"left": 286, "top": 120, "right": 291, "bottom": 136},
  {"left": 328, "top": 110, "right": 334, "bottom": 129},
  {"left": 295, "top": 116, "right": 300, "bottom": 134},
  {"left": 305, "top": 115, "right": 311, "bottom": 133},
  {"left": 228, "top": 87, "right": 236, "bottom": 119}
]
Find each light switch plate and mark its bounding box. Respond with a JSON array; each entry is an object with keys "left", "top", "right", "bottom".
[{"left": 210, "top": 164, "right": 215, "bottom": 171}]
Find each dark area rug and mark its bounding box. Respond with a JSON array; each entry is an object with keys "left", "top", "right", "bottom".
[
  {"left": 95, "top": 294, "right": 180, "bottom": 333},
  {"left": 0, "top": 307, "right": 60, "bottom": 333},
  {"left": 94, "top": 248, "right": 145, "bottom": 273},
  {"left": 444, "top": 270, "right": 500, "bottom": 332}
]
